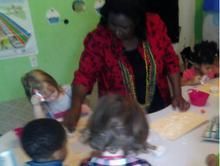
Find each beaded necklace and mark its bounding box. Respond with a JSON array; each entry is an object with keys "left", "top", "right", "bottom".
[{"left": 119, "top": 42, "right": 157, "bottom": 109}]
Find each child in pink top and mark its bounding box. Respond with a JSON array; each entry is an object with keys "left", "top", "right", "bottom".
[
  {"left": 181, "top": 41, "right": 218, "bottom": 86},
  {"left": 212, "top": 54, "right": 219, "bottom": 77}
]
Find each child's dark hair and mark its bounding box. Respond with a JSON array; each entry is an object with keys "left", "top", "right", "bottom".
[
  {"left": 181, "top": 41, "right": 218, "bottom": 69},
  {"left": 21, "top": 69, "right": 60, "bottom": 100},
  {"left": 84, "top": 94, "right": 149, "bottom": 154},
  {"left": 21, "top": 118, "right": 66, "bottom": 161},
  {"left": 99, "top": 0, "right": 146, "bottom": 41},
  {"left": 193, "top": 41, "right": 218, "bottom": 65},
  {"left": 180, "top": 46, "right": 194, "bottom": 69}
]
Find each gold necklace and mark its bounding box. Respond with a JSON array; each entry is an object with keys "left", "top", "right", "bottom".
[{"left": 119, "top": 42, "right": 157, "bottom": 110}]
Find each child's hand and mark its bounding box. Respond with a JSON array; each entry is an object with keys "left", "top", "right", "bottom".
[
  {"left": 31, "top": 95, "right": 43, "bottom": 105},
  {"left": 193, "top": 75, "right": 202, "bottom": 84},
  {"left": 206, "top": 154, "right": 218, "bottom": 166},
  {"left": 200, "top": 75, "right": 210, "bottom": 84},
  {"left": 81, "top": 104, "right": 92, "bottom": 116}
]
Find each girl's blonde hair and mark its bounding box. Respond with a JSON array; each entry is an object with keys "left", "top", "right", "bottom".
[
  {"left": 21, "top": 69, "right": 61, "bottom": 100},
  {"left": 83, "top": 94, "right": 149, "bottom": 154}
]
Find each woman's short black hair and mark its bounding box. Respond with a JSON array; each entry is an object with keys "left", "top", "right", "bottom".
[
  {"left": 21, "top": 118, "right": 66, "bottom": 161},
  {"left": 99, "top": 0, "right": 146, "bottom": 41},
  {"left": 83, "top": 94, "right": 149, "bottom": 154},
  {"left": 192, "top": 41, "right": 218, "bottom": 65}
]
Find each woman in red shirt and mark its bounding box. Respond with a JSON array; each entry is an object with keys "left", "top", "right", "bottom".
[{"left": 64, "top": 0, "right": 190, "bottom": 131}]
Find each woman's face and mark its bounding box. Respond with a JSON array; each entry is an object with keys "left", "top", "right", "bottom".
[{"left": 107, "top": 12, "right": 135, "bottom": 41}]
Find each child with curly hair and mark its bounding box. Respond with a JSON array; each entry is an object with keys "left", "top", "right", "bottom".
[{"left": 181, "top": 41, "right": 218, "bottom": 86}]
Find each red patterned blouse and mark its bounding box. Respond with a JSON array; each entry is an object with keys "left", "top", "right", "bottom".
[{"left": 73, "top": 13, "right": 180, "bottom": 105}]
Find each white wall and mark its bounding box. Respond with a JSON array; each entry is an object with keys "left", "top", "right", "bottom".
[{"left": 173, "top": 0, "right": 195, "bottom": 55}]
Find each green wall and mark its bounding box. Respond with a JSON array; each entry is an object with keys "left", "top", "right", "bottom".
[
  {"left": 0, "top": 0, "right": 99, "bottom": 102},
  {"left": 195, "top": 0, "right": 204, "bottom": 43},
  {"left": 0, "top": 0, "right": 205, "bottom": 102}
]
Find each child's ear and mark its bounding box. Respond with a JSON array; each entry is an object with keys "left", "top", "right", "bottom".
[{"left": 51, "top": 144, "right": 67, "bottom": 161}]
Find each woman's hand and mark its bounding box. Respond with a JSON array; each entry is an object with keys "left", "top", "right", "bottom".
[
  {"left": 62, "top": 109, "right": 81, "bottom": 132},
  {"left": 172, "top": 95, "right": 190, "bottom": 111},
  {"left": 168, "top": 73, "right": 190, "bottom": 111},
  {"left": 62, "top": 110, "right": 78, "bottom": 132},
  {"left": 63, "top": 84, "right": 88, "bottom": 132}
]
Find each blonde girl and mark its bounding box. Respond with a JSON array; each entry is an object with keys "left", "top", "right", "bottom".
[{"left": 21, "top": 69, "right": 91, "bottom": 121}]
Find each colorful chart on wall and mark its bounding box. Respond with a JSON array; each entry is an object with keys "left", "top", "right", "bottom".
[{"left": 0, "top": 0, "right": 38, "bottom": 60}]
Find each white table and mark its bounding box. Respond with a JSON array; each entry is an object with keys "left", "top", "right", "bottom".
[
  {"left": 0, "top": 81, "right": 219, "bottom": 166},
  {"left": 0, "top": 116, "right": 93, "bottom": 166},
  {"left": 138, "top": 80, "right": 219, "bottom": 166}
]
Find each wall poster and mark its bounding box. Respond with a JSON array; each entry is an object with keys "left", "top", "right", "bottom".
[{"left": 0, "top": 0, "right": 38, "bottom": 60}]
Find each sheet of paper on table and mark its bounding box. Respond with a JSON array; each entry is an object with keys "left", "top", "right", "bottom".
[
  {"left": 196, "top": 79, "right": 219, "bottom": 96},
  {"left": 150, "top": 111, "right": 208, "bottom": 140}
]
